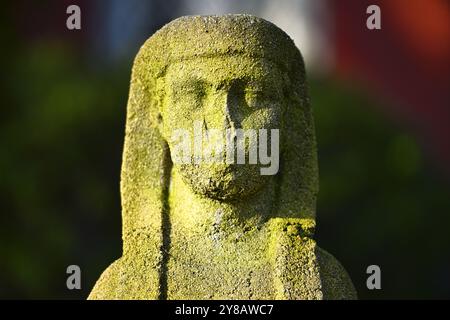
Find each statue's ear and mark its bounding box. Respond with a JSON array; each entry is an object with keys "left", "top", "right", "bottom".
[
  {"left": 275, "top": 58, "right": 319, "bottom": 233},
  {"left": 120, "top": 62, "right": 172, "bottom": 253}
]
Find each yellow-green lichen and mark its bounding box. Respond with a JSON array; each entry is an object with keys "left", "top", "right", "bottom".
[{"left": 88, "top": 14, "right": 356, "bottom": 300}]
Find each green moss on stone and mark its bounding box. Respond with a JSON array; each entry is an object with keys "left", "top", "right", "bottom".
[{"left": 88, "top": 14, "right": 356, "bottom": 300}]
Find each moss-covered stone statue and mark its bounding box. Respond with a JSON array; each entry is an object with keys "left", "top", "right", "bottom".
[{"left": 89, "top": 14, "right": 357, "bottom": 300}]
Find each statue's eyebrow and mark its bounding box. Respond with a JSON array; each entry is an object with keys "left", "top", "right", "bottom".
[
  {"left": 171, "top": 77, "right": 208, "bottom": 93},
  {"left": 215, "top": 77, "right": 252, "bottom": 90}
]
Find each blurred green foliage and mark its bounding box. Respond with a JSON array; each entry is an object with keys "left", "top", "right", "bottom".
[
  {"left": 1, "top": 41, "right": 126, "bottom": 298},
  {"left": 311, "top": 79, "right": 450, "bottom": 299},
  {"left": 0, "top": 39, "right": 449, "bottom": 299}
]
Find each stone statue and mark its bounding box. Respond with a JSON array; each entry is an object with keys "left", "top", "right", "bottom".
[{"left": 89, "top": 14, "right": 356, "bottom": 300}]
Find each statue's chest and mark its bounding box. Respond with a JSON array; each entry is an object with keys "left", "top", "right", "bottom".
[{"left": 166, "top": 231, "right": 276, "bottom": 299}]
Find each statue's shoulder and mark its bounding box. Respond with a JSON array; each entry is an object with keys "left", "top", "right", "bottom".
[
  {"left": 88, "top": 254, "right": 160, "bottom": 300},
  {"left": 88, "top": 258, "right": 123, "bottom": 300},
  {"left": 268, "top": 218, "right": 356, "bottom": 299},
  {"left": 315, "top": 246, "right": 358, "bottom": 300}
]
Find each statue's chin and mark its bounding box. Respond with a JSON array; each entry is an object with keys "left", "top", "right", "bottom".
[{"left": 178, "top": 164, "right": 269, "bottom": 201}]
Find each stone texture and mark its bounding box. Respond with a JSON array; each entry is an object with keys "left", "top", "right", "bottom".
[{"left": 88, "top": 14, "right": 357, "bottom": 300}]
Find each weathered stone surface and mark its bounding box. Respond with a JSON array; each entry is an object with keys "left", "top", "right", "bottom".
[{"left": 89, "top": 14, "right": 356, "bottom": 300}]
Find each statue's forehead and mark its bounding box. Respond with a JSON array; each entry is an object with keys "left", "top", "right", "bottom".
[{"left": 165, "top": 55, "right": 281, "bottom": 84}]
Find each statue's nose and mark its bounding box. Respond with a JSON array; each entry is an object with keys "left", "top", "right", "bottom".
[
  {"left": 204, "top": 88, "right": 241, "bottom": 131},
  {"left": 206, "top": 86, "right": 242, "bottom": 130},
  {"left": 223, "top": 93, "right": 236, "bottom": 131}
]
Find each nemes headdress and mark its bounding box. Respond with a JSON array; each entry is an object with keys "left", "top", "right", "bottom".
[
  {"left": 121, "top": 14, "right": 318, "bottom": 252},
  {"left": 89, "top": 15, "right": 360, "bottom": 301}
]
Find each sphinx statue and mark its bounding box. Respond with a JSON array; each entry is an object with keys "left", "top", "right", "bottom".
[{"left": 89, "top": 14, "right": 356, "bottom": 300}]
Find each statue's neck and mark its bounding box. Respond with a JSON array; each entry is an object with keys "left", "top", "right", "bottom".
[{"left": 167, "top": 168, "right": 277, "bottom": 237}]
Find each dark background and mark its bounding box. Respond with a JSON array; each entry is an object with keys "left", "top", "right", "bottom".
[{"left": 0, "top": 0, "right": 449, "bottom": 299}]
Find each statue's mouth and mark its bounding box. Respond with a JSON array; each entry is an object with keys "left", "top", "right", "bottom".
[{"left": 178, "top": 162, "right": 269, "bottom": 201}]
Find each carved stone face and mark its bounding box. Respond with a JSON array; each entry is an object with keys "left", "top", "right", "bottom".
[{"left": 161, "top": 55, "right": 285, "bottom": 201}]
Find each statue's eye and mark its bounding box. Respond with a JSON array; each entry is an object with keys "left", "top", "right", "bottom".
[
  {"left": 245, "top": 89, "right": 264, "bottom": 109},
  {"left": 245, "top": 84, "right": 281, "bottom": 109},
  {"left": 172, "top": 80, "right": 206, "bottom": 103},
  {"left": 185, "top": 85, "right": 205, "bottom": 99}
]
